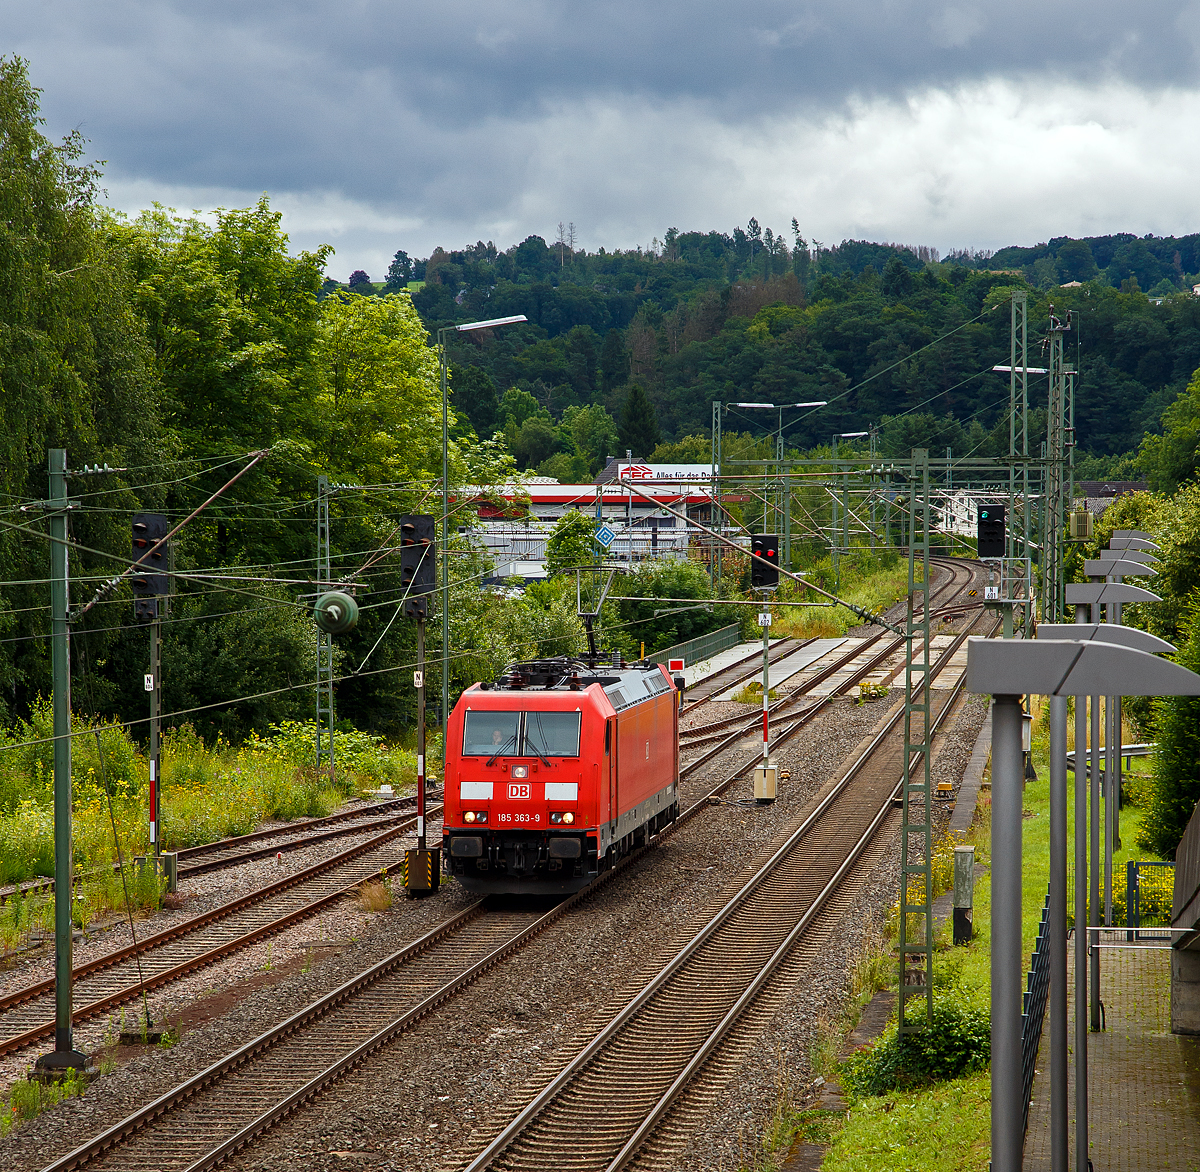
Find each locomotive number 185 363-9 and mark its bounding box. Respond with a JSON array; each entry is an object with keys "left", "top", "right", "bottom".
[{"left": 498, "top": 812, "right": 540, "bottom": 823}]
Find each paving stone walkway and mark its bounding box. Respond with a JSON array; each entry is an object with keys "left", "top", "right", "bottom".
[{"left": 1025, "top": 931, "right": 1200, "bottom": 1170}]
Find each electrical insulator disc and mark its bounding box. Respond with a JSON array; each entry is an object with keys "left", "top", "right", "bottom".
[{"left": 314, "top": 591, "right": 359, "bottom": 634}]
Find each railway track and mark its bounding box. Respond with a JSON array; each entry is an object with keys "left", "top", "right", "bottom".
[
  {"left": 678, "top": 636, "right": 809, "bottom": 713},
  {"left": 678, "top": 557, "right": 979, "bottom": 761},
  {"left": 459, "top": 619, "right": 990, "bottom": 1171},
  {"left": 36, "top": 571, "right": 990, "bottom": 1172},
  {"left": 0, "top": 811, "right": 439, "bottom": 1058},
  {"left": 0, "top": 791, "right": 438, "bottom": 904}
]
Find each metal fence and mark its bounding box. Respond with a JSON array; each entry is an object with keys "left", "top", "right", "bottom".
[
  {"left": 1173, "top": 800, "right": 1200, "bottom": 942},
  {"left": 650, "top": 623, "right": 742, "bottom": 670},
  {"left": 1021, "top": 886, "right": 1052, "bottom": 1136},
  {"left": 1127, "top": 860, "right": 1175, "bottom": 941}
]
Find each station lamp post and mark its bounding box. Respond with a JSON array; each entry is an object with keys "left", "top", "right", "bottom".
[{"left": 438, "top": 315, "right": 526, "bottom": 743}]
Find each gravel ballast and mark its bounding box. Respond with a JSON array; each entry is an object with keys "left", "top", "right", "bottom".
[{"left": 0, "top": 575, "right": 991, "bottom": 1170}]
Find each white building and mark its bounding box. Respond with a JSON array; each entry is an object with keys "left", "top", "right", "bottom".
[{"left": 463, "top": 475, "right": 716, "bottom": 580}]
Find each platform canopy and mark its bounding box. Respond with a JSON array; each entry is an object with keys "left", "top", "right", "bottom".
[
  {"left": 966, "top": 637, "right": 1200, "bottom": 697},
  {"left": 1036, "top": 622, "right": 1177, "bottom": 656},
  {"left": 1066, "top": 582, "right": 1160, "bottom": 606}
]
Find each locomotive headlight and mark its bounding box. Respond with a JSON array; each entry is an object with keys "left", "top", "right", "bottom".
[
  {"left": 511, "top": 765, "right": 529, "bottom": 779},
  {"left": 464, "top": 810, "right": 476, "bottom": 823},
  {"left": 562, "top": 811, "right": 575, "bottom": 824}
]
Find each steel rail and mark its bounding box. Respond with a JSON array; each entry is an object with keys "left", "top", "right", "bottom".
[
  {"left": 0, "top": 791, "right": 438, "bottom": 905},
  {"left": 678, "top": 637, "right": 806, "bottom": 712},
  {"left": 605, "top": 643, "right": 984, "bottom": 1171},
  {"left": 35, "top": 557, "right": 985, "bottom": 1170},
  {"left": 0, "top": 810, "right": 440, "bottom": 1055},
  {"left": 461, "top": 618, "right": 985, "bottom": 1172},
  {"left": 679, "top": 557, "right": 974, "bottom": 746},
  {"left": 38, "top": 824, "right": 660, "bottom": 1172}
]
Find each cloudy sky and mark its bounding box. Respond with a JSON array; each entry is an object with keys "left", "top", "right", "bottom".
[{"left": 7, "top": 1, "right": 1200, "bottom": 280}]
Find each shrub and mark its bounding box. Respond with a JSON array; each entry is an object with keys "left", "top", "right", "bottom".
[
  {"left": 839, "top": 996, "right": 990, "bottom": 1101},
  {"left": 1137, "top": 594, "right": 1200, "bottom": 859}
]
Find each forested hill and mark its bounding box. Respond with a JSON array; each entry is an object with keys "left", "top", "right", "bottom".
[{"left": 340, "top": 228, "right": 1200, "bottom": 473}]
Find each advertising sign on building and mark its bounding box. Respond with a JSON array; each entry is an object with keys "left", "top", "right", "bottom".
[{"left": 617, "top": 463, "right": 711, "bottom": 483}]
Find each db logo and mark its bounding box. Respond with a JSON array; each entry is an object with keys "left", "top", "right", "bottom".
[{"left": 508, "top": 783, "right": 531, "bottom": 800}]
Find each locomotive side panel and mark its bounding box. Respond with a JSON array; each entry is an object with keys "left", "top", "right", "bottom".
[{"left": 609, "top": 679, "right": 677, "bottom": 849}]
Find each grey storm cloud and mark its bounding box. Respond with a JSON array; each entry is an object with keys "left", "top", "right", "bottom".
[
  {"left": 11, "top": 1, "right": 1200, "bottom": 194},
  {"left": 7, "top": 1, "right": 1200, "bottom": 271}
]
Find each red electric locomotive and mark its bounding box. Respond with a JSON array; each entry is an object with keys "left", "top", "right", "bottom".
[{"left": 441, "top": 657, "right": 680, "bottom": 895}]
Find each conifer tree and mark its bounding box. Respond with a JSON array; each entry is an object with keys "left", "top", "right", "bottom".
[
  {"left": 618, "top": 382, "right": 662, "bottom": 457},
  {"left": 599, "top": 328, "right": 628, "bottom": 394}
]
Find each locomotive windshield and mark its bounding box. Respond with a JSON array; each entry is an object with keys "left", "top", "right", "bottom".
[
  {"left": 462, "top": 711, "right": 520, "bottom": 757},
  {"left": 524, "top": 711, "right": 581, "bottom": 757},
  {"left": 462, "top": 710, "right": 581, "bottom": 758}
]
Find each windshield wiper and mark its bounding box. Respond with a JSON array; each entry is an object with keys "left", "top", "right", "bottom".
[
  {"left": 527, "top": 715, "right": 553, "bottom": 766},
  {"left": 486, "top": 732, "right": 518, "bottom": 767}
]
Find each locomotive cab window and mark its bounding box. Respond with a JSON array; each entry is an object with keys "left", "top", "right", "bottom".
[
  {"left": 462, "top": 710, "right": 581, "bottom": 758},
  {"left": 463, "top": 710, "right": 520, "bottom": 757},
  {"left": 523, "top": 711, "right": 581, "bottom": 758}
]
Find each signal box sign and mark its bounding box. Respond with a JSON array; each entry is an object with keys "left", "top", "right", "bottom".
[
  {"left": 667, "top": 658, "right": 685, "bottom": 672},
  {"left": 508, "top": 783, "right": 531, "bottom": 800}
]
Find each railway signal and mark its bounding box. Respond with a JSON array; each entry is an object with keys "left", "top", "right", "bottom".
[
  {"left": 399, "top": 514, "right": 440, "bottom": 897},
  {"left": 750, "top": 534, "right": 780, "bottom": 589},
  {"left": 977, "top": 504, "right": 1005, "bottom": 559},
  {"left": 400, "top": 513, "right": 436, "bottom": 619},
  {"left": 131, "top": 513, "right": 170, "bottom": 621}
]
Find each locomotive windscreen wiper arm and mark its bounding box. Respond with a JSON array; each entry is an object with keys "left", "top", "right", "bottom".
[
  {"left": 526, "top": 715, "right": 553, "bottom": 766},
  {"left": 486, "top": 733, "right": 517, "bottom": 767}
]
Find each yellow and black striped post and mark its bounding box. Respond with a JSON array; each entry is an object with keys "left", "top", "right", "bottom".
[{"left": 402, "top": 847, "right": 440, "bottom": 897}]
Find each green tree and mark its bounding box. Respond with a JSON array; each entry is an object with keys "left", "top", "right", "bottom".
[
  {"left": 1056, "top": 239, "right": 1098, "bottom": 282},
  {"left": 451, "top": 364, "right": 500, "bottom": 436},
  {"left": 499, "top": 387, "right": 544, "bottom": 430},
  {"left": 609, "top": 560, "right": 728, "bottom": 656},
  {"left": 383, "top": 249, "right": 413, "bottom": 292},
  {"left": 0, "top": 57, "right": 160, "bottom": 717},
  {"left": 1138, "top": 596, "right": 1200, "bottom": 859},
  {"left": 565, "top": 325, "right": 599, "bottom": 396},
  {"left": 119, "top": 198, "right": 330, "bottom": 459},
  {"left": 544, "top": 511, "right": 598, "bottom": 573},
  {"left": 1138, "top": 369, "right": 1200, "bottom": 493},
  {"left": 162, "top": 588, "right": 319, "bottom": 743},
  {"left": 510, "top": 417, "right": 561, "bottom": 469},
  {"left": 562, "top": 403, "right": 619, "bottom": 473},
  {"left": 650, "top": 434, "right": 711, "bottom": 462},
  {"left": 313, "top": 291, "right": 442, "bottom": 482},
  {"left": 619, "top": 383, "right": 662, "bottom": 457},
  {"left": 599, "top": 327, "right": 628, "bottom": 393}
]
